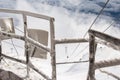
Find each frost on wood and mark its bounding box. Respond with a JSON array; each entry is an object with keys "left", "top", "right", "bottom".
[
  {"left": 88, "top": 29, "right": 120, "bottom": 80},
  {"left": 0, "top": 69, "right": 23, "bottom": 80}
]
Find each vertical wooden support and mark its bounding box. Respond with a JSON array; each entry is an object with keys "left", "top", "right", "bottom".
[
  {"left": 87, "top": 34, "right": 96, "bottom": 80},
  {"left": 23, "top": 14, "right": 29, "bottom": 78},
  {"left": 0, "top": 39, "right": 2, "bottom": 62},
  {"left": 0, "top": 31, "right": 2, "bottom": 62},
  {"left": 50, "top": 18, "right": 56, "bottom": 80}
]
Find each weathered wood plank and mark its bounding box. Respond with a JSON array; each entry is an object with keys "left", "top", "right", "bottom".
[
  {"left": 87, "top": 34, "right": 96, "bottom": 80},
  {"left": 96, "top": 39, "right": 120, "bottom": 51},
  {"left": 0, "top": 31, "right": 51, "bottom": 52},
  {"left": 88, "top": 29, "right": 120, "bottom": 49},
  {"left": 0, "top": 9, "right": 51, "bottom": 20},
  {"left": 23, "top": 14, "right": 30, "bottom": 78},
  {"left": 95, "top": 58, "right": 120, "bottom": 69},
  {"left": 55, "top": 38, "right": 88, "bottom": 44}
]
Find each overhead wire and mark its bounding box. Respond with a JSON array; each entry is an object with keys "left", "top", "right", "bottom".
[
  {"left": 10, "top": 39, "right": 19, "bottom": 56},
  {"left": 2, "top": 26, "right": 24, "bottom": 49},
  {"left": 76, "top": 21, "right": 114, "bottom": 60},
  {"left": 3, "top": 40, "right": 23, "bottom": 49},
  {"left": 8, "top": 27, "right": 24, "bottom": 57},
  {"left": 83, "top": 0, "right": 110, "bottom": 38},
  {"left": 75, "top": 45, "right": 88, "bottom": 60},
  {"left": 10, "top": 27, "right": 24, "bottom": 56},
  {"left": 2, "top": 27, "right": 24, "bottom": 57},
  {"left": 69, "top": 0, "right": 110, "bottom": 58},
  {"left": 103, "top": 21, "right": 114, "bottom": 32},
  {"left": 15, "top": 27, "right": 24, "bottom": 33}
]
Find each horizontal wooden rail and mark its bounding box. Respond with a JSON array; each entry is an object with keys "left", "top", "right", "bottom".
[
  {"left": 55, "top": 38, "right": 88, "bottom": 44},
  {"left": 0, "top": 8, "right": 52, "bottom": 20},
  {"left": 95, "top": 58, "right": 120, "bottom": 69},
  {"left": 96, "top": 39, "right": 120, "bottom": 51},
  {"left": 1, "top": 53, "right": 51, "bottom": 80},
  {"left": 89, "top": 29, "right": 120, "bottom": 50},
  {"left": 0, "top": 31, "right": 51, "bottom": 52},
  {"left": 56, "top": 60, "right": 89, "bottom": 65}
]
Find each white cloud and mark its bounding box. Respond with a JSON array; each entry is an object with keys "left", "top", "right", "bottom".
[{"left": 61, "top": 0, "right": 82, "bottom": 6}]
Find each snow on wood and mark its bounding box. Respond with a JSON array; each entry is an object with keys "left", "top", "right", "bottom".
[
  {"left": 89, "top": 29, "right": 120, "bottom": 50},
  {"left": 87, "top": 34, "right": 96, "bottom": 80},
  {"left": 95, "top": 58, "right": 120, "bottom": 69},
  {"left": 55, "top": 38, "right": 88, "bottom": 44},
  {"left": 0, "top": 8, "right": 51, "bottom": 20},
  {"left": 50, "top": 18, "right": 57, "bottom": 80},
  {"left": 0, "top": 31, "right": 51, "bottom": 52}
]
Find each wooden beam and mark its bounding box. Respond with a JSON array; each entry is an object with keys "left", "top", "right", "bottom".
[
  {"left": 87, "top": 34, "right": 96, "bottom": 80},
  {"left": 1, "top": 53, "right": 51, "bottom": 80},
  {"left": 95, "top": 58, "right": 120, "bottom": 69},
  {"left": 0, "top": 9, "right": 51, "bottom": 20},
  {"left": 96, "top": 39, "right": 120, "bottom": 51},
  {"left": 55, "top": 38, "right": 88, "bottom": 44},
  {"left": 56, "top": 60, "right": 89, "bottom": 65},
  {"left": 23, "top": 14, "right": 30, "bottom": 78},
  {"left": 50, "top": 18, "right": 56, "bottom": 80},
  {"left": 0, "top": 40, "right": 1, "bottom": 62},
  {"left": 0, "top": 31, "right": 24, "bottom": 40},
  {"left": 0, "top": 31, "right": 51, "bottom": 52},
  {"left": 88, "top": 29, "right": 120, "bottom": 50},
  {"left": 99, "top": 69, "right": 120, "bottom": 80},
  {"left": 1, "top": 54, "right": 26, "bottom": 64}
]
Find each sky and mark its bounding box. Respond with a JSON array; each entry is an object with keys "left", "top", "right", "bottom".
[{"left": 0, "top": 0, "right": 120, "bottom": 80}]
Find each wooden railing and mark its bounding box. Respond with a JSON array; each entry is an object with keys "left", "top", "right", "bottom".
[
  {"left": 0, "top": 8, "right": 55, "bottom": 80},
  {"left": 87, "top": 29, "right": 120, "bottom": 80}
]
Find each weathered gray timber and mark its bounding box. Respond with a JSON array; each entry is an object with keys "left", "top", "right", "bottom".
[
  {"left": 0, "top": 31, "right": 51, "bottom": 52},
  {"left": 89, "top": 29, "right": 120, "bottom": 50},
  {"left": 96, "top": 39, "right": 120, "bottom": 51},
  {"left": 88, "top": 29, "right": 120, "bottom": 80},
  {"left": 0, "top": 9, "right": 51, "bottom": 20},
  {"left": 0, "top": 9, "right": 54, "bottom": 80},
  {"left": 50, "top": 18, "right": 56, "bottom": 80},
  {"left": 56, "top": 60, "right": 89, "bottom": 65},
  {"left": 95, "top": 58, "right": 120, "bottom": 69},
  {"left": 55, "top": 38, "right": 88, "bottom": 44},
  {"left": 87, "top": 34, "right": 96, "bottom": 80}
]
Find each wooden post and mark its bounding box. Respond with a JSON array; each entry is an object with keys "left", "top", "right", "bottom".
[
  {"left": 56, "top": 60, "right": 89, "bottom": 65},
  {"left": 23, "top": 14, "right": 29, "bottom": 78},
  {"left": 87, "top": 34, "right": 96, "bottom": 80},
  {"left": 0, "top": 31, "right": 2, "bottom": 62},
  {"left": 50, "top": 18, "right": 56, "bottom": 80},
  {"left": 0, "top": 39, "right": 2, "bottom": 62}
]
